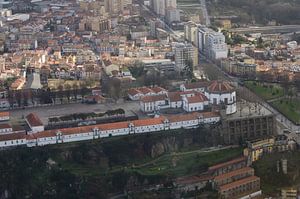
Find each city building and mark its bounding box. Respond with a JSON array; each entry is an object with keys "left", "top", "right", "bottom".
[
  {"left": 244, "top": 136, "right": 296, "bottom": 163},
  {"left": 25, "top": 113, "right": 44, "bottom": 134},
  {"left": 204, "top": 81, "right": 237, "bottom": 115},
  {"left": 218, "top": 176, "right": 261, "bottom": 199},
  {"left": 182, "top": 92, "right": 209, "bottom": 112},
  {"left": 198, "top": 26, "right": 228, "bottom": 60},
  {"left": 221, "top": 102, "right": 276, "bottom": 145},
  {"left": 0, "top": 111, "right": 221, "bottom": 148},
  {"left": 173, "top": 42, "right": 198, "bottom": 72},
  {"left": 184, "top": 22, "right": 199, "bottom": 47},
  {"left": 281, "top": 188, "right": 297, "bottom": 199},
  {"left": 165, "top": 8, "right": 180, "bottom": 24},
  {"left": 207, "top": 32, "right": 228, "bottom": 60}
]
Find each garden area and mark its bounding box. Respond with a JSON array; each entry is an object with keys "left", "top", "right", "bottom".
[
  {"left": 271, "top": 98, "right": 300, "bottom": 125},
  {"left": 49, "top": 108, "right": 125, "bottom": 123},
  {"left": 130, "top": 147, "right": 242, "bottom": 177},
  {"left": 245, "top": 81, "right": 284, "bottom": 100},
  {"left": 253, "top": 151, "right": 300, "bottom": 196}
]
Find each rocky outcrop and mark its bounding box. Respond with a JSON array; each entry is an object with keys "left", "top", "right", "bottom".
[{"left": 151, "top": 137, "right": 178, "bottom": 158}]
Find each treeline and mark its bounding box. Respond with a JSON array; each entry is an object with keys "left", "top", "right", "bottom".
[
  {"left": 7, "top": 86, "right": 91, "bottom": 107},
  {"left": 209, "top": 0, "right": 300, "bottom": 25}
]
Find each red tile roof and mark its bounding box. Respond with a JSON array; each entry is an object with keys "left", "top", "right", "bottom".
[
  {"left": 219, "top": 176, "right": 260, "bottom": 192},
  {"left": 183, "top": 81, "right": 210, "bottom": 90},
  {"left": 26, "top": 113, "right": 43, "bottom": 127},
  {"left": 0, "top": 132, "right": 26, "bottom": 141},
  {"left": 0, "top": 123, "right": 12, "bottom": 129},
  {"left": 151, "top": 86, "right": 166, "bottom": 93},
  {"left": 207, "top": 81, "right": 235, "bottom": 93},
  {"left": 168, "top": 112, "right": 198, "bottom": 123},
  {"left": 98, "top": 121, "right": 130, "bottom": 131},
  {"left": 214, "top": 167, "right": 254, "bottom": 181},
  {"left": 139, "top": 87, "right": 154, "bottom": 95},
  {"left": 133, "top": 116, "right": 166, "bottom": 127},
  {"left": 185, "top": 93, "right": 208, "bottom": 104},
  {"left": 0, "top": 112, "right": 9, "bottom": 118},
  {"left": 127, "top": 88, "right": 141, "bottom": 96},
  {"left": 141, "top": 94, "right": 167, "bottom": 103},
  {"left": 209, "top": 156, "right": 246, "bottom": 171}
]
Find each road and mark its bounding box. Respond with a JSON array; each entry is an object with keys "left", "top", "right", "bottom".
[
  {"left": 230, "top": 25, "right": 300, "bottom": 34},
  {"left": 139, "top": 2, "right": 183, "bottom": 41},
  {"left": 200, "top": 56, "right": 299, "bottom": 133},
  {"left": 200, "top": 0, "right": 210, "bottom": 26}
]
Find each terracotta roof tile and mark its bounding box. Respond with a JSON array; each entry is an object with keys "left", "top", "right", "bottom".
[
  {"left": 127, "top": 88, "right": 141, "bottom": 96},
  {"left": 133, "top": 116, "right": 166, "bottom": 127},
  {"left": 207, "top": 81, "right": 234, "bottom": 93},
  {"left": 26, "top": 113, "right": 43, "bottom": 127},
  {"left": 0, "top": 112, "right": 9, "bottom": 118},
  {"left": 183, "top": 81, "right": 210, "bottom": 90},
  {"left": 151, "top": 86, "right": 166, "bottom": 93},
  {"left": 185, "top": 93, "right": 208, "bottom": 104},
  {"left": 141, "top": 94, "right": 167, "bottom": 103},
  {"left": 209, "top": 156, "right": 247, "bottom": 171},
  {"left": 214, "top": 167, "right": 254, "bottom": 181},
  {"left": 219, "top": 176, "right": 260, "bottom": 192},
  {"left": 0, "top": 132, "right": 26, "bottom": 141},
  {"left": 0, "top": 123, "right": 12, "bottom": 129}
]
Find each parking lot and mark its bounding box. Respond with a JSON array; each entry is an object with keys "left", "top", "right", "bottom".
[{"left": 10, "top": 101, "right": 142, "bottom": 125}]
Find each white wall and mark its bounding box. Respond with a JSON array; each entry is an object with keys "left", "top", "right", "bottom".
[{"left": 0, "top": 138, "right": 26, "bottom": 147}]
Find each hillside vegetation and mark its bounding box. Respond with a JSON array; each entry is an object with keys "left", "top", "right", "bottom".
[
  {"left": 208, "top": 0, "right": 300, "bottom": 25},
  {"left": 0, "top": 126, "right": 242, "bottom": 199}
]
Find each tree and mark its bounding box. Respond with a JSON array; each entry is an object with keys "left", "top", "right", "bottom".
[
  {"left": 57, "top": 84, "right": 64, "bottom": 104},
  {"left": 257, "top": 37, "right": 264, "bottom": 48},
  {"left": 15, "top": 91, "right": 22, "bottom": 107},
  {"left": 64, "top": 84, "right": 71, "bottom": 103},
  {"left": 72, "top": 84, "right": 78, "bottom": 100},
  {"left": 108, "top": 78, "right": 121, "bottom": 101},
  {"left": 80, "top": 83, "right": 89, "bottom": 98}
]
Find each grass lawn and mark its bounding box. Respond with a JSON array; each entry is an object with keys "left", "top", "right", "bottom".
[
  {"left": 253, "top": 151, "right": 300, "bottom": 196},
  {"left": 57, "top": 147, "right": 242, "bottom": 178},
  {"left": 130, "top": 147, "right": 242, "bottom": 177},
  {"left": 271, "top": 98, "right": 300, "bottom": 124},
  {"left": 245, "top": 81, "right": 284, "bottom": 100}
]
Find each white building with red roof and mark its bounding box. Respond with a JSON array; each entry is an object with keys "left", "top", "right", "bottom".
[
  {"left": 182, "top": 93, "right": 209, "bottom": 112},
  {"left": 25, "top": 113, "right": 44, "bottom": 133},
  {"left": 205, "top": 81, "right": 237, "bottom": 115},
  {"left": 0, "top": 112, "right": 9, "bottom": 121},
  {"left": 140, "top": 94, "right": 169, "bottom": 113},
  {"left": 127, "top": 87, "right": 167, "bottom": 101},
  {"left": 180, "top": 81, "right": 210, "bottom": 92},
  {"left": 0, "top": 132, "right": 26, "bottom": 148}
]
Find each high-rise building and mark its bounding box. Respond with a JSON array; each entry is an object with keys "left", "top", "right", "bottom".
[
  {"left": 166, "top": 8, "right": 180, "bottom": 24},
  {"left": 198, "top": 26, "right": 228, "bottom": 60},
  {"left": 165, "top": 0, "right": 176, "bottom": 8},
  {"left": 152, "top": 0, "right": 177, "bottom": 17},
  {"left": 173, "top": 42, "right": 198, "bottom": 72},
  {"left": 104, "top": 0, "right": 124, "bottom": 15},
  {"left": 207, "top": 32, "right": 228, "bottom": 60},
  {"left": 184, "top": 22, "right": 199, "bottom": 47}
]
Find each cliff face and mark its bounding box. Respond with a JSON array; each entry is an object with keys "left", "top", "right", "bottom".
[
  {"left": 151, "top": 137, "right": 178, "bottom": 158},
  {"left": 0, "top": 126, "right": 221, "bottom": 199}
]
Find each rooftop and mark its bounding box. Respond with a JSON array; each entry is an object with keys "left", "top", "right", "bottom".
[
  {"left": 26, "top": 113, "right": 43, "bottom": 127},
  {"left": 224, "top": 102, "right": 274, "bottom": 120},
  {"left": 214, "top": 167, "right": 254, "bottom": 181},
  {"left": 208, "top": 156, "right": 246, "bottom": 171},
  {"left": 219, "top": 175, "right": 260, "bottom": 192},
  {"left": 207, "top": 81, "right": 235, "bottom": 93}
]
